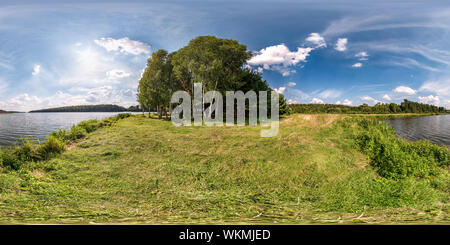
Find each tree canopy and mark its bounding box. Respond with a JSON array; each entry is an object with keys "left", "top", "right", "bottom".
[{"left": 137, "top": 35, "right": 287, "bottom": 119}]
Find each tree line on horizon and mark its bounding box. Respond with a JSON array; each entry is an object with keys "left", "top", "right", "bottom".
[
  {"left": 289, "top": 99, "right": 449, "bottom": 114},
  {"left": 137, "top": 35, "right": 290, "bottom": 119},
  {"left": 29, "top": 104, "right": 141, "bottom": 113}
]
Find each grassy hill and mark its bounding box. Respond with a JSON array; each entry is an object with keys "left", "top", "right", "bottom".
[{"left": 0, "top": 114, "right": 448, "bottom": 224}]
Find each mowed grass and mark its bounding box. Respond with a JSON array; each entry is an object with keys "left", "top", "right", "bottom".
[{"left": 0, "top": 114, "right": 448, "bottom": 224}]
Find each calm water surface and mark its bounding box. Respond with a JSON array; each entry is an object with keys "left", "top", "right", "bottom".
[
  {"left": 385, "top": 115, "right": 450, "bottom": 146},
  {"left": 0, "top": 112, "right": 137, "bottom": 146}
]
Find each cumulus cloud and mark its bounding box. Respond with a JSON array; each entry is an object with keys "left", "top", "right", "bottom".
[
  {"left": 355, "top": 51, "right": 369, "bottom": 60},
  {"left": 32, "top": 64, "right": 40, "bottom": 76},
  {"left": 274, "top": 86, "right": 286, "bottom": 94},
  {"left": 106, "top": 69, "right": 131, "bottom": 79},
  {"left": 420, "top": 78, "right": 450, "bottom": 96},
  {"left": 310, "top": 98, "right": 324, "bottom": 104},
  {"left": 2, "top": 85, "right": 137, "bottom": 112},
  {"left": 94, "top": 37, "right": 151, "bottom": 55},
  {"left": 444, "top": 100, "right": 450, "bottom": 109},
  {"left": 361, "top": 96, "right": 381, "bottom": 105},
  {"left": 287, "top": 82, "right": 296, "bottom": 87},
  {"left": 305, "top": 33, "right": 326, "bottom": 48},
  {"left": 382, "top": 94, "right": 392, "bottom": 101},
  {"left": 393, "top": 86, "right": 416, "bottom": 95},
  {"left": 335, "top": 38, "right": 348, "bottom": 51},
  {"left": 418, "top": 95, "right": 440, "bottom": 106},
  {"left": 287, "top": 99, "right": 299, "bottom": 104},
  {"left": 352, "top": 62, "right": 362, "bottom": 68},
  {"left": 247, "top": 44, "right": 313, "bottom": 76},
  {"left": 336, "top": 99, "right": 352, "bottom": 105}
]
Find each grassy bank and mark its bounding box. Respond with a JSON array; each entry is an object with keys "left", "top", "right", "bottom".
[{"left": 0, "top": 114, "right": 448, "bottom": 224}]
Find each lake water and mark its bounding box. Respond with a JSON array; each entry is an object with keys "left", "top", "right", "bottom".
[
  {"left": 385, "top": 115, "right": 450, "bottom": 146},
  {"left": 0, "top": 112, "right": 137, "bottom": 146}
]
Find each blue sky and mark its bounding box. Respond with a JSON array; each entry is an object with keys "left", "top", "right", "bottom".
[{"left": 0, "top": 0, "right": 449, "bottom": 111}]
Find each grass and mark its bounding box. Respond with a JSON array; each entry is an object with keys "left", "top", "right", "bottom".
[{"left": 0, "top": 113, "right": 448, "bottom": 224}]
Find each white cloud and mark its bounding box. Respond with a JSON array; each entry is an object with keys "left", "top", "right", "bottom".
[
  {"left": 352, "top": 62, "right": 362, "bottom": 68},
  {"left": 336, "top": 99, "right": 352, "bottom": 105},
  {"left": 287, "top": 99, "right": 299, "bottom": 104},
  {"left": 361, "top": 96, "right": 381, "bottom": 105},
  {"left": 382, "top": 94, "right": 392, "bottom": 101},
  {"left": 355, "top": 51, "right": 369, "bottom": 60},
  {"left": 94, "top": 37, "right": 151, "bottom": 55},
  {"left": 274, "top": 86, "right": 286, "bottom": 94},
  {"left": 32, "top": 64, "right": 40, "bottom": 76},
  {"left": 248, "top": 44, "right": 313, "bottom": 76},
  {"left": 444, "top": 100, "right": 450, "bottom": 109},
  {"left": 283, "top": 88, "right": 310, "bottom": 103},
  {"left": 418, "top": 95, "right": 440, "bottom": 106},
  {"left": 305, "top": 33, "right": 326, "bottom": 48},
  {"left": 287, "top": 82, "right": 296, "bottom": 87},
  {"left": 393, "top": 86, "right": 416, "bottom": 95},
  {"left": 335, "top": 38, "right": 348, "bottom": 51},
  {"left": 419, "top": 78, "right": 450, "bottom": 96},
  {"left": 310, "top": 98, "right": 324, "bottom": 104},
  {"left": 2, "top": 85, "right": 137, "bottom": 112},
  {"left": 318, "top": 89, "right": 342, "bottom": 99},
  {"left": 106, "top": 69, "right": 131, "bottom": 79}
]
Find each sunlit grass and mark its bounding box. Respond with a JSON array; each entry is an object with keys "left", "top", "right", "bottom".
[{"left": 0, "top": 114, "right": 448, "bottom": 224}]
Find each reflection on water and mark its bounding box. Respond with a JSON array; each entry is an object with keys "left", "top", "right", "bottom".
[
  {"left": 0, "top": 112, "right": 137, "bottom": 146},
  {"left": 385, "top": 115, "right": 450, "bottom": 146}
]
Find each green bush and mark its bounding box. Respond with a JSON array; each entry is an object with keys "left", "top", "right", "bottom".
[
  {"left": 50, "top": 129, "right": 69, "bottom": 141},
  {"left": 110, "top": 113, "right": 132, "bottom": 122},
  {"left": 38, "top": 135, "right": 66, "bottom": 160},
  {"left": 68, "top": 126, "right": 87, "bottom": 141},
  {"left": 0, "top": 149, "right": 21, "bottom": 170},
  {"left": 13, "top": 138, "right": 41, "bottom": 162}
]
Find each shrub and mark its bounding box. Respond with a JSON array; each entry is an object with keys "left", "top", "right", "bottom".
[
  {"left": 110, "top": 113, "right": 132, "bottom": 122},
  {"left": 77, "top": 119, "right": 100, "bottom": 133},
  {"left": 0, "top": 149, "right": 21, "bottom": 170},
  {"left": 38, "top": 136, "right": 66, "bottom": 160},
  {"left": 50, "top": 129, "right": 69, "bottom": 142},
  {"left": 13, "top": 137, "right": 40, "bottom": 162},
  {"left": 68, "top": 126, "right": 87, "bottom": 141}
]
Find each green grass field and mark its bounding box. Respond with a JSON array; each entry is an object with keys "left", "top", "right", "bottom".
[{"left": 0, "top": 114, "right": 448, "bottom": 224}]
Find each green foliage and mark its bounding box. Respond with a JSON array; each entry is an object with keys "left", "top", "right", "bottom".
[
  {"left": 339, "top": 117, "right": 450, "bottom": 179},
  {"left": 278, "top": 93, "right": 291, "bottom": 116},
  {"left": 37, "top": 136, "right": 66, "bottom": 159},
  {"left": 137, "top": 36, "right": 286, "bottom": 119}
]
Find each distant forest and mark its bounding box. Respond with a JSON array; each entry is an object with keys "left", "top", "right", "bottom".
[
  {"left": 29, "top": 104, "right": 141, "bottom": 113},
  {"left": 289, "top": 99, "right": 449, "bottom": 114}
]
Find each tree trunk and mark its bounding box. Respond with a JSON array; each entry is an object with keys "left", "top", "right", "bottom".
[
  {"left": 158, "top": 105, "right": 162, "bottom": 119},
  {"left": 168, "top": 102, "right": 172, "bottom": 120}
]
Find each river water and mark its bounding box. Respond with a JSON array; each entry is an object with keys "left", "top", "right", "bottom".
[
  {"left": 385, "top": 114, "right": 450, "bottom": 146},
  {"left": 0, "top": 112, "right": 136, "bottom": 146}
]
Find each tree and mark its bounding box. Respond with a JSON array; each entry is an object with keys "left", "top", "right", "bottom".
[
  {"left": 138, "top": 49, "right": 178, "bottom": 118},
  {"left": 171, "top": 36, "right": 252, "bottom": 95}
]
